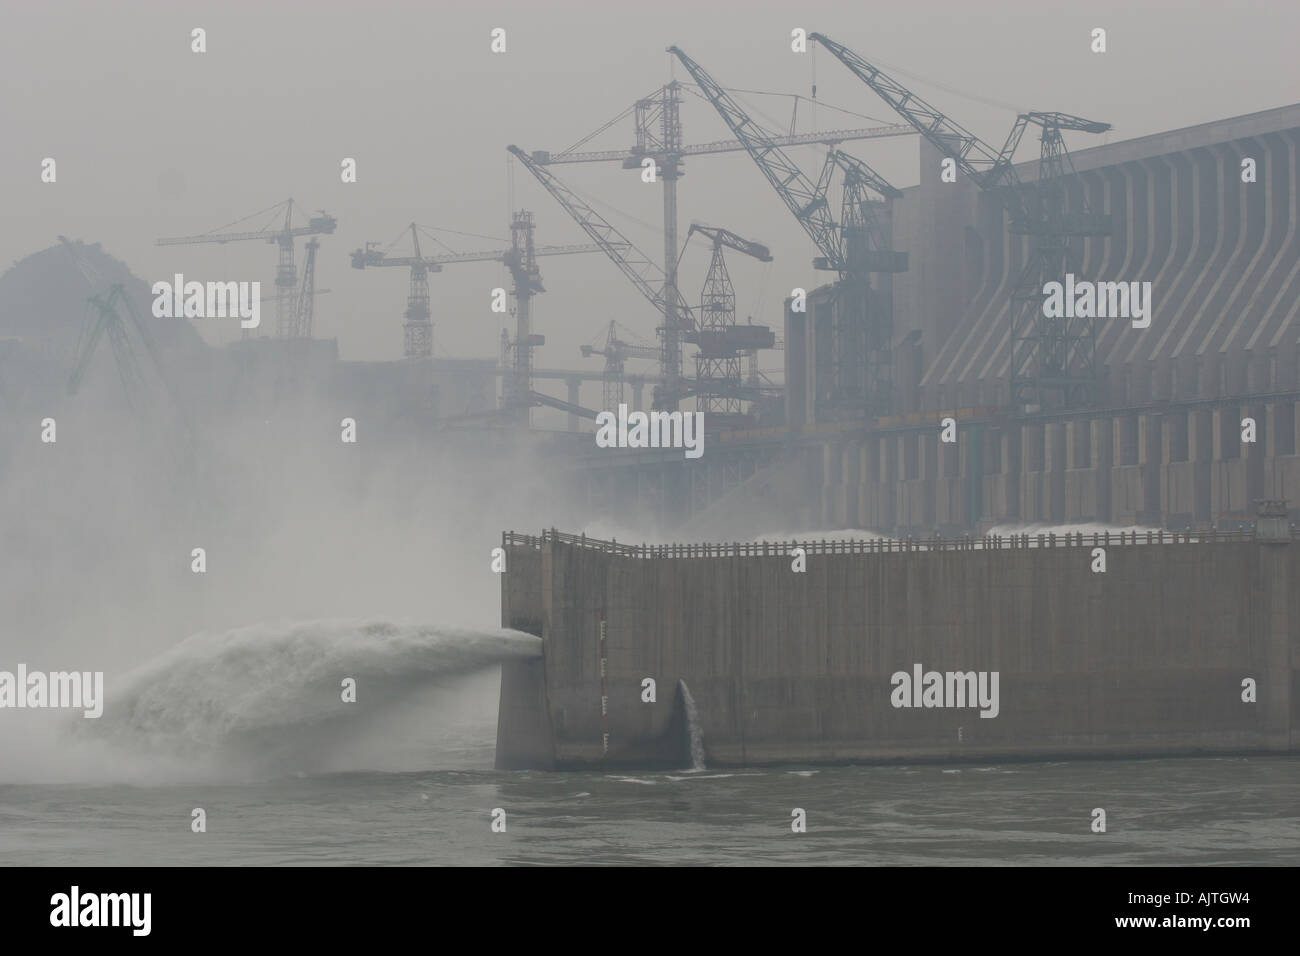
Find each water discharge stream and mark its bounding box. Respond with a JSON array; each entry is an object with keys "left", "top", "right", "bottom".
[
  {"left": 3, "top": 620, "right": 539, "bottom": 783},
  {"left": 678, "top": 679, "right": 706, "bottom": 771}
]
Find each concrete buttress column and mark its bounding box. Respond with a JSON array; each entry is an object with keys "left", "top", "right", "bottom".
[
  {"left": 1255, "top": 517, "right": 1292, "bottom": 750},
  {"left": 566, "top": 376, "right": 581, "bottom": 432},
  {"left": 1046, "top": 422, "right": 1066, "bottom": 523},
  {"left": 1139, "top": 413, "right": 1162, "bottom": 524},
  {"left": 1093, "top": 417, "right": 1114, "bottom": 523},
  {"left": 1002, "top": 426, "right": 1021, "bottom": 522}
]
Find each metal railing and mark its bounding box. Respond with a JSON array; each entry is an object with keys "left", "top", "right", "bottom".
[{"left": 502, "top": 527, "right": 1283, "bottom": 559}]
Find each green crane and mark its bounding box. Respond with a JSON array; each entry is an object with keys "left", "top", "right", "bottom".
[{"left": 67, "top": 285, "right": 194, "bottom": 450}]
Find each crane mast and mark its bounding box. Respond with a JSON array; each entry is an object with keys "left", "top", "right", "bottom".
[
  {"left": 518, "top": 65, "right": 919, "bottom": 418},
  {"left": 507, "top": 144, "right": 694, "bottom": 411},
  {"left": 352, "top": 217, "right": 603, "bottom": 417},
  {"left": 156, "top": 198, "right": 337, "bottom": 342},
  {"left": 290, "top": 238, "right": 320, "bottom": 342},
  {"left": 581, "top": 321, "right": 670, "bottom": 412},
  {"left": 404, "top": 225, "right": 433, "bottom": 360},
  {"left": 629, "top": 84, "right": 686, "bottom": 414},
  {"left": 350, "top": 223, "right": 443, "bottom": 360},
  {"left": 587, "top": 321, "right": 626, "bottom": 412},
  {"left": 502, "top": 211, "right": 540, "bottom": 422}
]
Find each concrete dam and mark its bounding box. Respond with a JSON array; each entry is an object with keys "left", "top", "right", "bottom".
[{"left": 495, "top": 516, "right": 1298, "bottom": 769}]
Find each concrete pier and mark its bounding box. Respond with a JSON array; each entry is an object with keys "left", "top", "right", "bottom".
[{"left": 496, "top": 527, "right": 1298, "bottom": 769}]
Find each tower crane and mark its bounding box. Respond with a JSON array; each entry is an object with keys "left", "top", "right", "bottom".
[
  {"left": 668, "top": 45, "right": 907, "bottom": 417},
  {"left": 430, "top": 213, "right": 602, "bottom": 422},
  {"left": 508, "top": 144, "right": 695, "bottom": 411},
  {"left": 156, "top": 199, "right": 337, "bottom": 341},
  {"left": 350, "top": 223, "right": 442, "bottom": 359},
  {"left": 683, "top": 224, "right": 776, "bottom": 417},
  {"left": 583, "top": 321, "right": 625, "bottom": 412},
  {"left": 525, "top": 82, "right": 915, "bottom": 415},
  {"left": 351, "top": 217, "right": 602, "bottom": 418},
  {"left": 581, "top": 320, "right": 662, "bottom": 411},
  {"left": 526, "top": 119, "right": 914, "bottom": 166},
  {"left": 808, "top": 32, "right": 1113, "bottom": 408},
  {"left": 290, "top": 238, "right": 320, "bottom": 342},
  {"left": 502, "top": 211, "right": 543, "bottom": 419}
]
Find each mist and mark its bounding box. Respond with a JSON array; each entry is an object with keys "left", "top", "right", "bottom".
[
  {"left": 0, "top": 313, "right": 601, "bottom": 782},
  {"left": 4, "top": 0, "right": 1297, "bottom": 787}
]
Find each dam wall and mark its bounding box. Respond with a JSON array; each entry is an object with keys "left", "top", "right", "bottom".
[
  {"left": 805, "top": 395, "right": 1300, "bottom": 534},
  {"left": 496, "top": 525, "right": 1298, "bottom": 769}
]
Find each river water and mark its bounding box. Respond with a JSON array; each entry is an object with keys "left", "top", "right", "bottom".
[
  {"left": 2, "top": 755, "right": 1295, "bottom": 866},
  {"left": 1, "top": 620, "right": 1295, "bottom": 866}
]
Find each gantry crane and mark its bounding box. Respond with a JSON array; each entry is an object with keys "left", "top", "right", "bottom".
[
  {"left": 811, "top": 149, "right": 906, "bottom": 274},
  {"left": 683, "top": 224, "right": 776, "bottom": 417},
  {"left": 59, "top": 240, "right": 128, "bottom": 400},
  {"left": 65, "top": 283, "right": 200, "bottom": 468},
  {"left": 54, "top": 238, "right": 194, "bottom": 447},
  {"left": 809, "top": 32, "right": 1112, "bottom": 409},
  {"left": 156, "top": 199, "right": 337, "bottom": 341},
  {"left": 668, "top": 45, "right": 907, "bottom": 418},
  {"left": 68, "top": 285, "right": 161, "bottom": 408},
  {"left": 817, "top": 147, "right": 907, "bottom": 410},
  {"left": 524, "top": 82, "right": 916, "bottom": 415},
  {"left": 66, "top": 284, "right": 195, "bottom": 455}
]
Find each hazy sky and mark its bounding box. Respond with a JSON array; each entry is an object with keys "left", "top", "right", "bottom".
[{"left": 4, "top": 0, "right": 1298, "bottom": 394}]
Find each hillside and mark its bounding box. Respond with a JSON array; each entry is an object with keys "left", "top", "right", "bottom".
[{"left": 0, "top": 239, "right": 207, "bottom": 358}]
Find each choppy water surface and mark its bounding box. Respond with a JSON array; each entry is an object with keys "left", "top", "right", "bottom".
[
  {"left": 2, "top": 619, "right": 1294, "bottom": 865},
  {"left": 2, "top": 756, "right": 1295, "bottom": 866}
]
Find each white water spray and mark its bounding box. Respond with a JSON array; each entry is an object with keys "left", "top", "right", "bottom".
[
  {"left": 44, "top": 618, "right": 542, "bottom": 780},
  {"left": 678, "top": 679, "right": 706, "bottom": 771}
]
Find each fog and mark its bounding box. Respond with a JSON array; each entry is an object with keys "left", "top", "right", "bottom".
[
  {"left": 3, "top": 1, "right": 1296, "bottom": 373},
  {"left": 3, "top": 0, "right": 1296, "bottom": 783}
]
